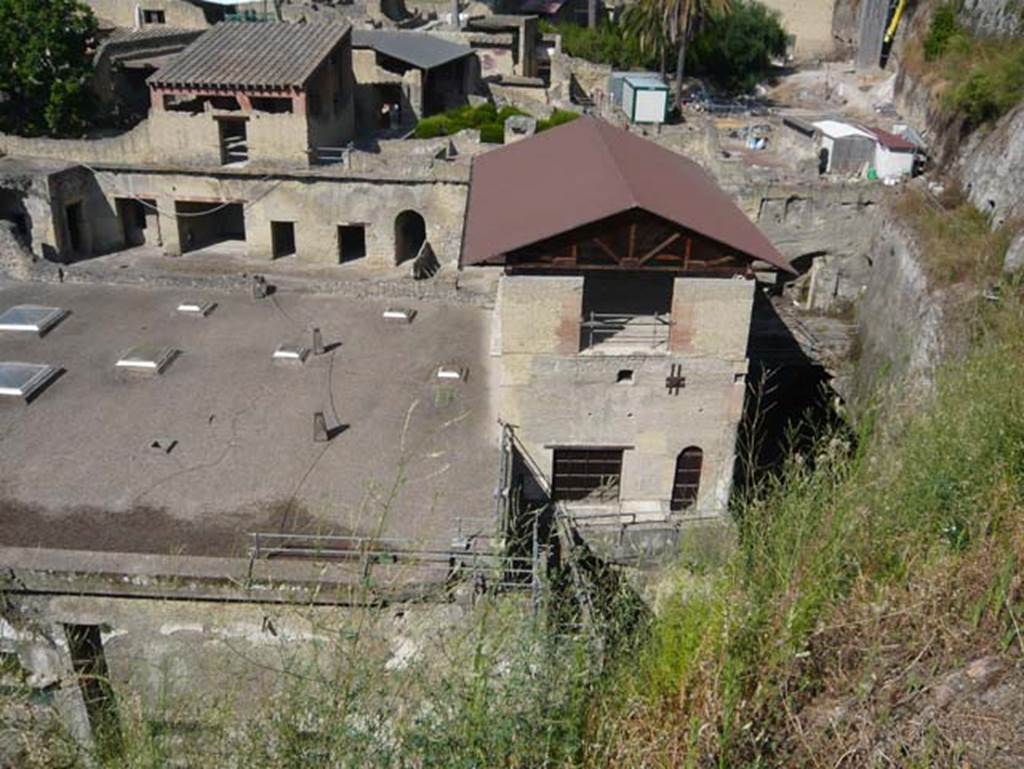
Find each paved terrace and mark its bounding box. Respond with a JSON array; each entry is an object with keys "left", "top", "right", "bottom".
[{"left": 0, "top": 279, "right": 497, "bottom": 558}]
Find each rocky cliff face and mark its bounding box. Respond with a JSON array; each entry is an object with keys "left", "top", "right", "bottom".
[
  {"left": 853, "top": 211, "right": 970, "bottom": 401},
  {"left": 957, "top": 103, "right": 1024, "bottom": 226},
  {"left": 958, "top": 0, "right": 1024, "bottom": 37}
]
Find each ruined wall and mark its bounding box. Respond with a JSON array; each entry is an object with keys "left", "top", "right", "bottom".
[
  {"left": 495, "top": 274, "right": 750, "bottom": 518},
  {"left": 853, "top": 211, "right": 970, "bottom": 400},
  {"left": 86, "top": 167, "right": 469, "bottom": 267},
  {"left": 748, "top": 183, "right": 881, "bottom": 312},
  {"left": 85, "top": 0, "right": 209, "bottom": 28},
  {"left": 958, "top": 0, "right": 1024, "bottom": 37}
]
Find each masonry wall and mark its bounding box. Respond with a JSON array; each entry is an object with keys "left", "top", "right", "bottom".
[
  {"left": 758, "top": 0, "right": 837, "bottom": 59},
  {"left": 85, "top": 0, "right": 209, "bottom": 29},
  {"left": 85, "top": 168, "right": 468, "bottom": 267},
  {"left": 495, "top": 274, "right": 753, "bottom": 518}
]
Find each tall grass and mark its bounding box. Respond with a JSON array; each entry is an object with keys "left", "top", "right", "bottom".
[{"left": 585, "top": 289, "right": 1024, "bottom": 766}]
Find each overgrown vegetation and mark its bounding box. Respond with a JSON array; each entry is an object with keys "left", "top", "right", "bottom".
[
  {"left": 543, "top": 20, "right": 660, "bottom": 70},
  {"left": 915, "top": 3, "right": 1024, "bottom": 129},
  {"left": 0, "top": 0, "right": 98, "bottom": 136},
  {"left": 413, "top": 103, "right": 580, "bottom": 142},
  {"left": 586, "top": 287, "right": 1024, "bottom": 765},
  {"left": 547, "top": 0, "right": 787, "bottom": 94},
  {"left": 686, "top": 0, "right": 787, "bottom": 92},
  {"left": 892, "top": 185, "right": 1017, "bottom": 284}
]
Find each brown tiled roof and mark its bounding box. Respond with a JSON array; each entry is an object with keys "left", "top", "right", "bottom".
[
  {"left": 865, "top": 126, "right": 917, "bottom": 152},
  {"left": 148, "top": 22, "right": 350, "bottom": 91},
  {"left": 461, "top": 117, "right": 793, "bottom": 272}
]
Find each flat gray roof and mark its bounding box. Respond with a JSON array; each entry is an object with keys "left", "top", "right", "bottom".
[
  {"left": 0, "top": 281, "right": 497, "bottom": 557},
  {"left": 148, "top": 21, "right": 350, "bottom": 91},
  {"left": 352, "top": 29, "right": 473, "bottom": 70}
]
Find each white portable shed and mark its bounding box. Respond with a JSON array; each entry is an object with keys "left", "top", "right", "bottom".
[
  {"left": 812, "top": 120, "right": 877, "bottom": 174},
  {"left": 622, "top": 74, "right": 668, "bottom": 124},
  {"left": 866, "top": 127, "right": 917, "bottom": 180}
]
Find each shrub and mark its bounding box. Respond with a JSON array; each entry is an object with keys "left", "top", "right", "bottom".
[
  {"left": 923, "top": 3, "right": 963, "bottom": 61},
  {"left": 542, "top": 20, "right": 659, "bottom": 70},
  {"left": 537, "top": 109, "right": 581, "bottom": 132},
  {"left": 943, "top": 40, "right": 1024, "bottom": 128},
  {"left": 478, "top": 122, "right": 505, "bottom": 143},
  {"left": 686, "top": 0, "right": 787, "bottom": 93},
  {"left": 412, "top": 103, "right": 527, "bottom": 141}
]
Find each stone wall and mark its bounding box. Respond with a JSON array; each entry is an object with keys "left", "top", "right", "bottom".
[
  {"left": 85, "top": 0, "right": 209, "bottom": 28},
  {"left": 84, "top": 166, "right": 469, "bottom": 267},
  {"left": 759, "top": 0, "right": 838, "bottom": 59},
  {"left": 495, "top": 273, "right": 751, "bottom": 518},
  {"left": 957, "top": 103, "right": 1024, "bottom": 227},
  {"left": 958, "top": 0, "right": 1024, "bottom": 37}
]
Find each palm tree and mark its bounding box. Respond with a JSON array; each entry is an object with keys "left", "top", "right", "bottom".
[{"left": 623, "top": 0, "right": 731, "bottom": 107}]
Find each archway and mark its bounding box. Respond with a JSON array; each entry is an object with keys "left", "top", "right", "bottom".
[{"left": 394, "top": 209, "right": 426, "bottom": 265}]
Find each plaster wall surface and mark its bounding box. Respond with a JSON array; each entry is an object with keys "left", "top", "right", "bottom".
[
  {"left": 495, "top": 274, "right": 751, "bottom": 516},
  {"left": 84, "top": 168, "right": 468, "bottom": 267},
  {"left": 85, "top": 0, "right": 209, "bottom": 29},
  {"left": 758, "top": 0, "right": 837, "bottom": 58}
]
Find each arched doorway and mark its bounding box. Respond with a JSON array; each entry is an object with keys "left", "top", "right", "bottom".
[
  {"left": 670, "top": 446, "right": 703, "bottom": 512},
  {"left": 394, "top": 209, "right": 426, "bottom": 265}
]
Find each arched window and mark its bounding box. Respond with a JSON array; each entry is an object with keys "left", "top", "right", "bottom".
[
  {"left": 394, "top": 209, "right": 426, "bottom": 265},
  {"left": 670, "top": 447, "right": 703, "bottom": 512}
]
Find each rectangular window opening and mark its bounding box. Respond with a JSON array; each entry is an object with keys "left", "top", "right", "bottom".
[
  {"left": 175, "top": 201, "right": 246, "bottom": 253},
  {"left": 551, "top": 448, "right": 623, "bottom": 503},
  {"left": 142, "top": 9, "right": 165, "bottom": 23},
  {"left": 251, "top": 96, "right": 293, "bottom": 114},
  {"left": 271, "top": 221, "right": 296, "bottom": 259},
  {"left": 218, "top": 118, "right": 248, "bottom": 164},
  {"left": 338, "top": 224, "right": 366, "bottom": 263}
]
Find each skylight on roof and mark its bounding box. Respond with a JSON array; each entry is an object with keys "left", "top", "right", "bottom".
[
  {"left": 0, "top": 305, "right": 67, "bottom": 335},
  {"left": 0, "top": 362, "right": 59, "bottom": 399}
]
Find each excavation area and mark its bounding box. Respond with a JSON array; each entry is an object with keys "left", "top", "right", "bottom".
[{"left": 0, "top": 279, "right": 496, "bottom": 557}]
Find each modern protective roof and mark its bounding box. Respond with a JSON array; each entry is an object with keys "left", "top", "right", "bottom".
[
  {"left": 461, "top": 117, "right": 792, "bottom": 271},
  {"left": 148, "top": 22, "right": 350, "bottom": 90},
  {"left": 865, "top": 126, "right": 917, "bottom": 152},
  {"left": 351, "top": 29, "right": 472, "bottom": 70},
  {"left": 812, "top": 120, "right": 874, "bottom": 140},
  {"left": 624, "top": 74, "right": 668, "bottom": 89}
]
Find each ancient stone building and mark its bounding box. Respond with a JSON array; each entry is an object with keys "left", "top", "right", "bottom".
[{"left": 462, "top": 117, "right": 793, "bottom": 536}]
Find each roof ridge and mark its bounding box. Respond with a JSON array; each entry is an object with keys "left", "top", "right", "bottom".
[
  {"left": 589, "top": 118, "right": 643, "bottom": 210},
  {"left": 591, "top": 118, "right": 643, "bottom": 209}
]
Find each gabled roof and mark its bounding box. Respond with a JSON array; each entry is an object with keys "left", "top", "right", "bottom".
[
  {"left": 351, "top": 30, "right": 472, "bottom": 70},
  {"left": 461, "top": 117, "right": 792, "bottom": 272},
  {"left": 148, "top": 22, "right": 350, "bottom": 91}
]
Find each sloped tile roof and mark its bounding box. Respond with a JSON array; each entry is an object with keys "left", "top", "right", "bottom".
[
  {"left": 148, "top": 22, "right": 350, "bottom": 90},
  {"left": 461, "top": 116, "right": 793, "bottom": 272}
]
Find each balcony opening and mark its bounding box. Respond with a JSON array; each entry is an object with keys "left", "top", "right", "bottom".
[
  {"left": 551, "top": 447, "right": 624, "bottom": 503},
  {"left": 218, "top": 118, "right": 248, "bottom": 164},
  {"left": 580, "top": 273, "right": 673, "bottom": 353}
]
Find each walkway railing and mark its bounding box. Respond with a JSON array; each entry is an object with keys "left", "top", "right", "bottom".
[{"left": 580, "top": 311, "right": 671, "bottom": 352}]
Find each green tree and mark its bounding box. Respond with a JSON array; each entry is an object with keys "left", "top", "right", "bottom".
[
  {"left": 0, "top": 0, "right": 98, "bottom": 136},
  {"left": 687, "top": 0, "right": 787, "bottom": 92},
  {"left": 622, "top": 0, "right": 732, "bottom": 106}
]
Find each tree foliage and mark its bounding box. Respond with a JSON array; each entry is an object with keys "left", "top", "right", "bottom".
[
  {"left": 0, "top": 0, "right": 98, "bottom": 136},
  {"left": 686, "top": 0, "right": 787, "bottom": 92}
]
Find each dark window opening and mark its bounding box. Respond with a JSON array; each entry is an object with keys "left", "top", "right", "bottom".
[
  {"left": 580, "top": 273, "right": 673, "bottom": 352},
  {"left": 64, "top": 624, "right": 121, "bottom": 748},
  {"left": 116, "top": 197, "right": 156, "bottom": 247},
  {"left": 251, "top": 96, "right": 293, "bottom": 114},
  {"left": 552, "top": 448, "right": 624, "bottom": 503},
  {"left": 142, "top": 9, "right": 165, "bottom": 23},
  {"left": 670, "top": 447, "right": 703, "bottom": 512},
  {"left": 338, "top": 224, "right": 366, "bottom": 263},
  {"left": 271, "top": 221, "right": 296, "bottom": 258},
  {"left": 394, "top": 209, "right": 426, "bottom": 265},
  {"left": 65, "top": 202, "right": 84, "bottom": 253},
  {"left": 209, "top": 95, "right": 241, "bottom": 111},
  {"left": 617, "top": 369, "right": 634, "bottom": 383},
  {"left": 218, "top": 118, "right": 248, "bottom": 164},
  {"left": 175, "top": 201, "right": 245, "bottom": 253},
  {"left": 163, "top": 93, "right": 239, "bottom": 113}
]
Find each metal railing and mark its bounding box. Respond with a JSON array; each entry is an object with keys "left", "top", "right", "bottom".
[
  {"left": 580, "top": 311, "right": 671, "bottom": 351},
  {"left": 247, "top": 531, "right": 534, "bottom": 592}
]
